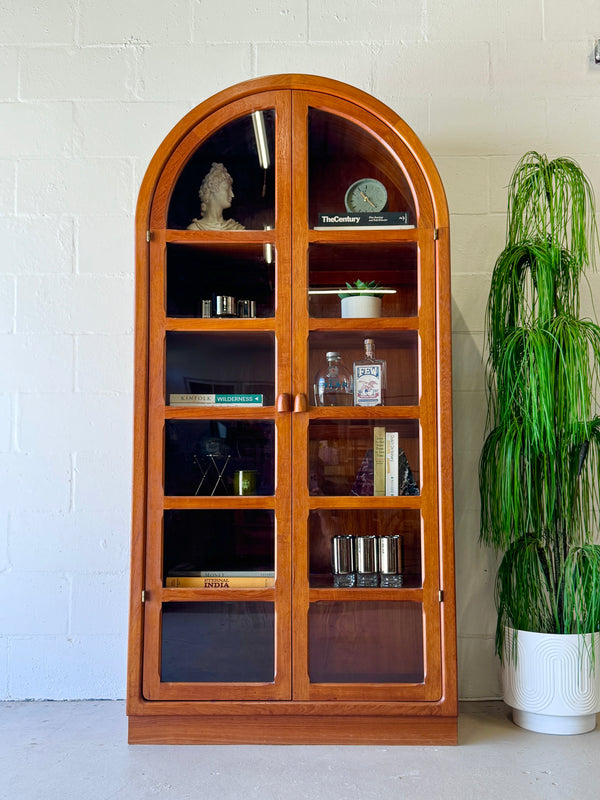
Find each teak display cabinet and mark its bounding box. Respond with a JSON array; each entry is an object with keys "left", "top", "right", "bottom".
[{"left": 128, "top": 75, "right": 457, "bottom": 744}]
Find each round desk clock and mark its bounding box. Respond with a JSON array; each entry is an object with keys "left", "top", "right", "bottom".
[{"left": 344, "top": 178, "right": 388, "bottom": 213}]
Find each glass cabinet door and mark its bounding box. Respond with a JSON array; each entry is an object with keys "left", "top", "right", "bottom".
[
  {"left": 142, "top": 95, "right": 293, "bottom": 701},
  {"left": 291, "top": 98, "right": 442, "bottom": 702},
  {"left": 139, "top": 87, "right": 445, "bottom": 705}
]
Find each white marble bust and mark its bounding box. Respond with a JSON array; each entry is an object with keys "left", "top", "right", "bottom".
[{"left": 187, "top": 162, "right": 245, "bottom": 231}]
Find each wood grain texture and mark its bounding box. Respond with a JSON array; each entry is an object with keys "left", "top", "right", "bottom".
[{"left": 129, "top": 714, "right": 458, "bottom": 745}]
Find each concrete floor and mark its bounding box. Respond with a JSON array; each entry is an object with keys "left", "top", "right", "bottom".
[{"left": 1, "top": 701, "right": 599, "bottom": 800}]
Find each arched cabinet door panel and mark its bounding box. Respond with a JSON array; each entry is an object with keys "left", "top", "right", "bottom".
[
  {"left": 288, "top": 89, "right": 442, "bottom": 704},
  {"left": 128, "top": 75, "right": 457, "bottom": 745}
]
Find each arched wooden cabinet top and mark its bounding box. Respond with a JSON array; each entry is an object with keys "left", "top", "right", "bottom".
[{"left": 136, "top": 74, "right": 448, "bottom": 235}]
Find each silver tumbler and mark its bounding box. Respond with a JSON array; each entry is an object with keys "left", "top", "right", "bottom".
[
  {"left": 237, "top": 299, "right": 257, "bottom": 318},
  {"left": 214, "top": 295, "right": 237, "bottom": 317},
  {"left": 356, "top": 535, "right": 379, "bottom": 587},
  {"left": 200, "top": 299, "right": 212, "bottom": 318},
  {"left": 379, "top": 534, "right": 403, "bottom": 588},
  {"left": 331, "top": 535, "right": 356, "bottom": 588}
]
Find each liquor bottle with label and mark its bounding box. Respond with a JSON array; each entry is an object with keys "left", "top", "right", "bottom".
[
  {"left": 314, "top": 351, "right": 353, "bottom": 406},
  {"left": 353, "top": 338, "right": 386, "bottom": 406}
]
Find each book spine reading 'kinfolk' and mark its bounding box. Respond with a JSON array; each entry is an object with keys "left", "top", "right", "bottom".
[
  {"left": 385, "top": 431, "right": 399, "bottom": 496},
  {"left": 169, "top": 393, "right": 263, "bottom": 406},
  {"left": 373, "top": 426, "right": 386, "bottom": 497},
  {"left": 316, "top": 212, "right": 411, "bottom": 227},
  {"left": 165, "top": 576, "right": 275, "bottom": 588}
]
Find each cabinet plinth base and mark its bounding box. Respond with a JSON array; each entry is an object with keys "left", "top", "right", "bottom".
[{"left": 128, "top": 714, "right": 458, "bottom": 745}]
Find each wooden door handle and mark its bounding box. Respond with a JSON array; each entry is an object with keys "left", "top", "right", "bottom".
[
  {"left": 294, "top": 393, "right": 308, "bottom": 413},
  {"left": 276, "top": 393, "right": 292, "bottom": 412}
]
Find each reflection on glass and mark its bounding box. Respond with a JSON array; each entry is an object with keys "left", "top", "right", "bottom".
[
  {"left": 165, "top": 420, "right": 275, "bottom": 496},
  {"left": 161, "top": 602, "right": 275, "bottom": 683},
  {"left": 308, "top": 419, "right": 419, "bottom": 497},
  {"left": 309, "top": 509, "right": 421, "bottom": 588},
  {"left": 309, "top": 331, "right": 418, "bottom": 407},
  {"left": 251, "top": 111, "right": 270, "bottom": 170},
  {"left": 166, "top": 243, "right": 275, "bottom": 318},
  {"left": 308, "top": 601, "right": 424, "bottom": 683},
  {"left": 308, "top": 243, "right": 418, "bottom": 319},
  {"left": 163, "top": 509, "right": 275, "bottom": 583},
  {"left": 168, "top": 110, "right": 276, "bottom": 230},
  {"left": 308, "top": 108, "right": 416, "bottom": 228}
]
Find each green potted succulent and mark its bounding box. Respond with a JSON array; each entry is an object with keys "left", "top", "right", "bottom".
[
  {"left": 479, "top": 151, "right": 600, "bottom": 734},
  {"left": 338, "top": 279, "right": 384, "bottom": 318}
]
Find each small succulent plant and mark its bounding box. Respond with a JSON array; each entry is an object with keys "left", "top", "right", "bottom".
[{"left": 338, "top": 279, "right": 382, "bottom": 299}]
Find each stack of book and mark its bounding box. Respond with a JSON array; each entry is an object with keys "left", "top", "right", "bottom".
[
  {"left": 166, "top": 569, "right": 275, "bottom": 588},
  {"left": 351, "top": 427, "right": 419, "bottom": 496}
]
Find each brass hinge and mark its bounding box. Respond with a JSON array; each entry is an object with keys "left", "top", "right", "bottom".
[
  {"left": 141, "top": 590, "right": 146, "bottom": 604},
  {"left": 433, "top": 228, "right": 439, "bottom": 240},
  {"left": 146, "top": 230, "right": 151, "bottom": 243},
  {"left": 438, "top": 590, "right": 444, "bottom": 602}
]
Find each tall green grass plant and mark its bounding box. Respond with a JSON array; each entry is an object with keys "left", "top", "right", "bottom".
[{"left": 479, "top": 152, "right": 600, "bottom": 660}]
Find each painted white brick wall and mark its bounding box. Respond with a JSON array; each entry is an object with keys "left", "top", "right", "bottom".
[{"left": 0, "top": 0, "right": 598, "bottom": 701}]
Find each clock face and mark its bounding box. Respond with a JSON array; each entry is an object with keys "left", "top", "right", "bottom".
[{"left": 344, "top": 178, "right": 388, "bottom": 213}]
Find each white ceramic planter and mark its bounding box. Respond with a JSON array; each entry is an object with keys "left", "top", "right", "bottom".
[
  {"left": 340, "top": 295, "right": 382, "bottom": 318},
  {"left": 503, "top": 628, "right": 600, "bottom": 735}
]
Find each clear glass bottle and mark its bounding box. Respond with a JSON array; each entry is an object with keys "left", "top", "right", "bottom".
[
  {"left": 314, "top": 351, "right": 353, "bottom": 406},
  {"left": 353, "top": 338, "right": 386, "bottom": 406}
]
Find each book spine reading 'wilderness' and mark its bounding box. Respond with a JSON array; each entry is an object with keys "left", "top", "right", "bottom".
[
  {"left": 170, "top": 393, "right": 263, "bottom": 406},
  {"left": 166, "top": 576, "right": 275, "bottom": 588}
]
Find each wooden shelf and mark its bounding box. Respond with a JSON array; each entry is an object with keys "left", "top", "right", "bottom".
[
  {"left": 163, "top": 496, "right": 276, "bottom": 510},
  {"left": 308, "top": 316, "right": 419, "bottom": 331},
  {"left": 308, "top": 587, "right": 423, "bottom": 602},
  {"left": 308, "top": 227, "right": 420, "bottom": 243}
]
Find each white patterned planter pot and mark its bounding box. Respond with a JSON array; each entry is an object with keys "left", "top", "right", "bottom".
[{"left": 503, "top": 628, "right": 600, "bottom": 735}]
